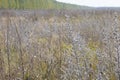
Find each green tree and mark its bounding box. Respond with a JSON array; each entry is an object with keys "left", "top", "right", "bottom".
[{"left": 18, "top": 0, "right": 24, "bottom": 9}]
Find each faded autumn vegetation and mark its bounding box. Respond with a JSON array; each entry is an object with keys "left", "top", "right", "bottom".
[{"left": 0, "top": 10, "right": 120, "bottom": 80}]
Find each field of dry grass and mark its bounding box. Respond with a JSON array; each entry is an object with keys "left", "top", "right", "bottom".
[{"left": 0, "top": 10, "right": 120, "bottom": 80}]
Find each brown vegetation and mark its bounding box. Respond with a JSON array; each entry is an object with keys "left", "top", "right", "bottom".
[{"left": 0, "top": 10, "right": 120, "bottom": 80}]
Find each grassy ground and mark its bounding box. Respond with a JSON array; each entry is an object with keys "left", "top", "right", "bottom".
[{"left": 0, "top": 10, "right": 120, "bottom": 80}]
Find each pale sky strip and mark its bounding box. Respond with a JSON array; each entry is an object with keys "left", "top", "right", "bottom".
[{"left": 56, "top": 0, "right": 120, "bottom": 7}]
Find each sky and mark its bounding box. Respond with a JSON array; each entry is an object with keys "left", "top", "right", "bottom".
[{"left": 56, "top": 0, "right": 120, "bottom": 7}]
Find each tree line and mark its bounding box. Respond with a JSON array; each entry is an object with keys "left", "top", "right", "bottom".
[{"left": 0, "top": 0, "right": 81, "bottom": 9}]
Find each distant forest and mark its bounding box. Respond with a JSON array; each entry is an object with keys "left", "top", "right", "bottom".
[{"left": 0, "top": 0, "right": 82, "bottom": 9}]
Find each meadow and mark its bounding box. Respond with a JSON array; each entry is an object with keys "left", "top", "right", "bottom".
[{"left": 0, "top": 9, "right": 120, "bottom": 80}]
